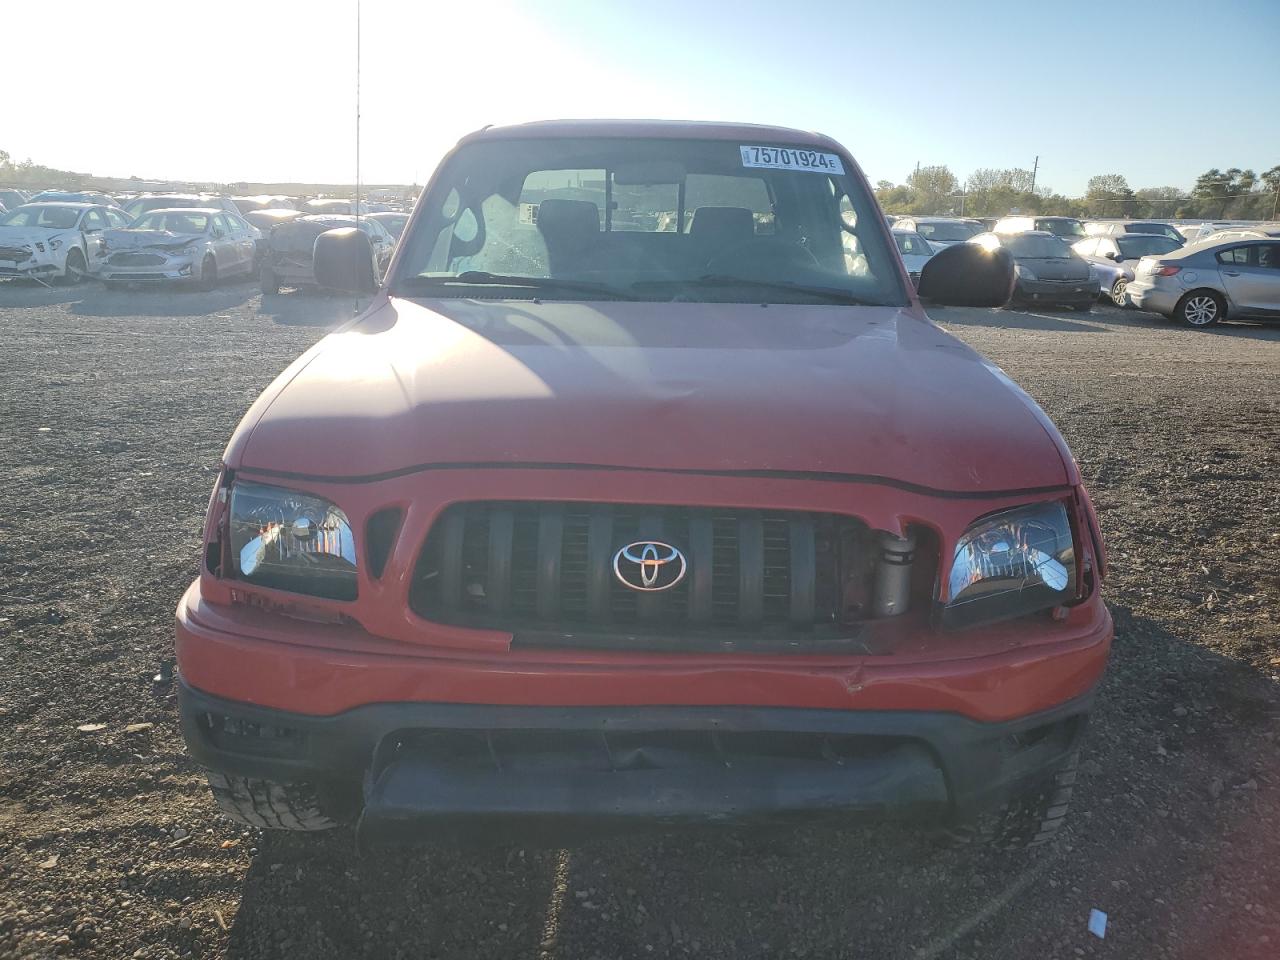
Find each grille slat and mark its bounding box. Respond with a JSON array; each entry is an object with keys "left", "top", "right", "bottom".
[
  {"left": 535, "top": 506, "right": 564, "bottom": 620},
  {"left": 486, "top": 508, "right": 514, "bottom": 615},
  {"left": 411, "top": 502, "right": 864, "bottom": 644}
]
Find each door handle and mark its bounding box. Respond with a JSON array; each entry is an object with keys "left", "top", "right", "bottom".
[{"left": 1223, "top": 270, "right": 1241, "bottom": 276}]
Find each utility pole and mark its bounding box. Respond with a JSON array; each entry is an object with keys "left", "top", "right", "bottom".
[{"left": 1030, "top": 155, "right": 1039, "bottom": 195}]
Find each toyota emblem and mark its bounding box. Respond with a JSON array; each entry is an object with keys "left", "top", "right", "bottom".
[{"left": 612, "top": 541, "right": 687, "bottom": 592}]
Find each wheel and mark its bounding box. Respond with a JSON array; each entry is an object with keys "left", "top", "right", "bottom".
[
  {"left": 200, "top": 256, "right": 218, "bottom": 291},
  {"left": 205, "top": 771, "right": 341, "bottom": 831},
  {"left": 1175, "top": 290, "right": 1225, "bottom": 328},
  {"left": 59, "top": 248, "right": 87, "bottom": 285},
  {"left": 939, "top": 750, "right": 1078, "bottom": 851},
  {"left": 1070, "top": 302, "right": 1093, "bottom": 313},
  {"left": 1109, "top": 278, "right": 1129, "bottom": 308},
  {"left": 260, "top": 265, "right": 280, "bottom": 295}
]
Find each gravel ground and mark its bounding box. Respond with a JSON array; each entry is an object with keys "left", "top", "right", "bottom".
[{"left": 1, "top": 279, "right": 1278, "bottom": 960}]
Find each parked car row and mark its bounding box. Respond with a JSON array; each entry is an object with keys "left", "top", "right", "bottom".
[
  {"left": 0, "top": 184, "right": 410, "bottom": 291},
  {"left": 883, "top": 210, "right": 1279, "bottom": 325}
]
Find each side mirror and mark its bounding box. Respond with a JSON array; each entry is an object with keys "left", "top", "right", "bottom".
[
  {"left": 917, "top": 243, "right": 1014, "bottom": 307},
  {"left": 313, "top": 227, "right": 378, "bottom": 294},
  {"left": 1106, "top": 251, "right": 1121, "bottom": 261}
]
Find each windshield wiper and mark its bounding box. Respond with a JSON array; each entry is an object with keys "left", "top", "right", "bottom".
[
  {"left": 397, "top": 271, "right": 629, "bottom": 300},
  {"left": 638, "top": 274, "right": 881, "bottom": 305}
]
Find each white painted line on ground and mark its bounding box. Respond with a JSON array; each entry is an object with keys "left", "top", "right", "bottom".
[{"left": 912, "top": 853, "right": 1060, "bottom": 960}]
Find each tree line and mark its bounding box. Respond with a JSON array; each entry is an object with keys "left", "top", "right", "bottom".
[{"left": 875, "top": 164, "right": 1280, "bottom": 221}]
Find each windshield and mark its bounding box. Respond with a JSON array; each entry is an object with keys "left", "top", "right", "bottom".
[
  {"left": 1004, "top": 234, "right": 1073, "bottom": 258},
  {"left": 915, "top": 221, "right": 980, "bottom": 242},
  {"left": 131, "top": 211, "right": 209, "bottom": 234},
  {"left": 1038, "top": 218, "right": 1086, "bottom": 239},
  {"left": 393, "top": 137, "right": 903, "bottom": 305},
  {"left": 375, "top": 214, "right": 409, "bottom": 238},
  {"left": 0, "top": 205, "right": 81, "bottom": 229},
  {"left": 894, "top": 232, "right": 932, "bottom": 256},
  {"left": 1116, "top": 235, "right": 1181, "bottom": 259}
]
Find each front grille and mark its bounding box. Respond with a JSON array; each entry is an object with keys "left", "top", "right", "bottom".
[
  {"left": 0, "top": 245, "right": 31, "bottom": 262},
  {"left": 108, "top": 252, "right": 165, "bottom": 266},
  {"left": 106, "top": 272, "right": 167, "bottom": 281},
  {"left": 411, "top": 502, "right": 870, "bottom": 646}
]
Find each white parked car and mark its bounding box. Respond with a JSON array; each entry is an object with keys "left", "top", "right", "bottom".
[
  {"left": 0, "top": 202, "right": 131, "bottom": 283},
  {"left": 100, "top": 208, "right": 259, "bottom": 289},
  {"left": 891, "top": 228, "right": 935, "bottom": 286}
]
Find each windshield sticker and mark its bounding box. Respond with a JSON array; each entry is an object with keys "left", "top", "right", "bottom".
[{"left": 740, "top": 145, "right": 845, "bottom": 175}]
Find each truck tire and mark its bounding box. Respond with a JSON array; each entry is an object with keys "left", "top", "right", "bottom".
[
  {"left": 206, "top": 771, "right": 341, "bottom": 831},
  {"left": 940, "top": 749, "right": 1078, "bottom": 851}
]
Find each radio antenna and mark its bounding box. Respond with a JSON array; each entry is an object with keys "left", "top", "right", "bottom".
[
  {"left": 354, "top": 0, "right": 362, "bottom": 310},
  {"left": 355, "top": 0, "right": 361, "bottom": 225}
]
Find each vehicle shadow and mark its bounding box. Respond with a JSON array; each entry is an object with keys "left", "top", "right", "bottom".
[
  {"left": 256, "top": 290, "right": 371, "bottom": 327},
  {"left": 67, "top": 280, "right": 259, "bottom": 318},
  {"left": 221, "top": 607, "right": 1280, "bottom": 960},
  {"left": 0, "top": 277, "right": 93, "bottom": 308}
]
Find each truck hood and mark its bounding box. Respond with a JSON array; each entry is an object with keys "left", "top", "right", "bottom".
[{"left": 226, "top": 298, "right": 1074, "bottom": 494}]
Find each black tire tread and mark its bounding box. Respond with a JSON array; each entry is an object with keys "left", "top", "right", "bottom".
[
  {"left": 206, "top": 771, "right": 337, "bottom": 831},
  {"left": 940, "top": 750, "right": 1079, "bottom": 851}
]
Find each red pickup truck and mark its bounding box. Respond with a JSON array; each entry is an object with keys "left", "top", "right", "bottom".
[{"left": 176, "top": 120, "right": 1111, "bottom": 849}]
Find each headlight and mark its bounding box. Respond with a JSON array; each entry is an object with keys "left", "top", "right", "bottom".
[
  {"left": 1014, "top": 265, "right": 1037, "bottom": 282},
  {"left": 48, "top": 239, "right": 62, "bottom": 251},
  {"left": 943, "top": 501, "right": 1076, "bottom": 629},
  {"left": 228, "top": 481, "right": 357, "bottom": 600},
  {"left": 166, "top": 246, "right": 196, "bottom": 259}
]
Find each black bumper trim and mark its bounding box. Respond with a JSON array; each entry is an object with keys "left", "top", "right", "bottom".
[{"left": 179, "top": 683, "right": 1093, "bottom": 834}]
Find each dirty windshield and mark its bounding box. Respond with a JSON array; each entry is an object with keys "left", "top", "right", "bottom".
[
  {"left": 131, "top": 211, "right": 209, "bottom": 234},
  {"left": 394, "top": 137, "right": 904, "bottom": 305}
]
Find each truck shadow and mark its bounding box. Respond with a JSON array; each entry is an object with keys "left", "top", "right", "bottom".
[
  {"left": 223, "top": 608, "right": 1280, "bottom": 959},
  {"left": 256, "top": 290, "right": 371, "bottom": 327}
]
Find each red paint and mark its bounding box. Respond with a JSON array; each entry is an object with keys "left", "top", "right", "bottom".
[
  {"left": 177, "top": 120, "right": 1114, "bottom": 734},
  {"left": 177, "top": 580, "right": 1110, "bottom": 723}
]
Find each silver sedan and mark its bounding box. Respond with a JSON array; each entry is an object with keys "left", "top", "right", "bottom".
[
  {"left": 1126, "top": 235, "right": 1280, "bottom": 327},
  {"left": 101, "top": 208, "right": 259, "bottom": 289}
]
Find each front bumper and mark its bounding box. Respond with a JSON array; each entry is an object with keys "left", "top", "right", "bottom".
[
  {"left": 102, "top": 257, "right": 197, "bottom": 283},
  {"left": 1013, "top": 278, "right": 1096, "bottom": 305},
  {"left": 179, "top": 680, "right": 1094, "bottom": 840}
]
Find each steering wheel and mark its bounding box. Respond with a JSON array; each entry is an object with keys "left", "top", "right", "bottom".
[{"left": 704, "top": 237, "right": 821, "bottom": 275}]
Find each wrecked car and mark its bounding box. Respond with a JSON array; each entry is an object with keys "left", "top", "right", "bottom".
[
  {"left": 101, "top": 208, "right": 258, "bottom": 289},
  {"left": 177, "top": 120, "right": 1111, "bottom": 850},
  {"left": 258, "top": 214, "right": 394, "bottom": 294},
  {"left": 0, "top": 202, "right": 130, "bottom": 283}
]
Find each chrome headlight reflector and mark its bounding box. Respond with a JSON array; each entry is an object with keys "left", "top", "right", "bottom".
[
  {"left": 228, "top": 481, "right": 357, "bottom": 600},
  {"left": 943, "top": 501, "right": 1075, "bottom": 629}
]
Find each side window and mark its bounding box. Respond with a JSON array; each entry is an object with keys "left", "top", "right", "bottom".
[
  {"left": 82, "top": 209, "right": 107, "bottom": 232},
  {"left": 1258, "top": 244, "right": 1280, "bottom": 270},
  {"left": 1216, "top": 246, "right": 1253, "bottom": 266},
  {"left": 105, "top": 209, "right": 130, "bottom": 228},
  {"left": 212, "top": 214, "right": 231, "bottom": 236}
]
